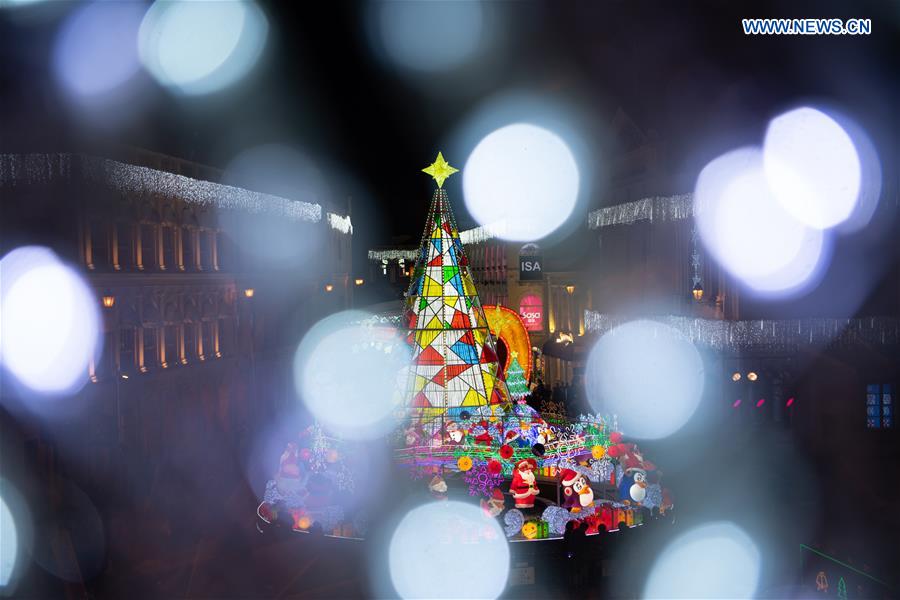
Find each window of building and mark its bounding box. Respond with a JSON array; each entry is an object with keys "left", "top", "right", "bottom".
[
  {"left": 161, "top": 225, "right": 176, "bottom": 271},
  {"left": 183, "top": 226, "right": 196, "bottom": 270},
  {"left": 94, "top": 332, "right": 116, "bottom": 380},
  {"left": 200, "top": 321, "right": 215, "bottom": 359},
  {"left": 116, "top": 223, "right": 133, "bottom": 270},
  {"left": 183, "top": 322, "right": 197, "bottom": 362},
  {"left": 162, "top": 325, "right": 178, "bottom": 368},
  {"left": 88, "top": 220, "right": 107, "bottom": 270},
  {"left": 119, "top": 327, "right": 136, "bottom": 374},
  {"left": 139, "top": 224, "right": 157, "bottom": 270},
  {"left": 218, "top": 318, "right": 233, "bottom": 357},
  {"left": 141, "top": 327, "right": 158, "bottom": 371},
  {"left": 866, "top": 384, "right": 893, "bottom": 429},
  {"left": 199, "top": 229, "right": 212, "bottom": 270}
]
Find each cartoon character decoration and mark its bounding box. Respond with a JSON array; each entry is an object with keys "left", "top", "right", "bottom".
[
  {"left": 521, "top": 520, "right": 539, "bottom": 539},
  {"left": 560, "top": 468, "right": 595, "bottom": 512},
  {"left": 404, "top": 425, "right": 425, "bottom": 447},
  {"left": 629, "top": 470, "right": 648, "bottom": 503},
  {"left": 276, "top": 442, "right": 307, "bottom": 496},
  {"left": 428, "top": 474, "right": 448, "bottom": 500},
  {"left": 509, "top": 458, "right": 540, "bottom": 509},
  {"left": 480, "top": 488, "right": 505, "bottom": 518},
  {"left": 473, "top": 420, "right": 492, "bottom": 446},
  {"left": 444, "top": 421, "right": 464, "bottom": 446}
]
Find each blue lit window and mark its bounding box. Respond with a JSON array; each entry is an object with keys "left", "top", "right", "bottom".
[{"left": 866, "top": 384, "right": 894, "bottom": 429}]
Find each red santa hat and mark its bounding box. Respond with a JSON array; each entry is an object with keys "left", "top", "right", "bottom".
[
  {"left": 559, "top": 468, "right": 579, "bottom": 487},
  {"left": 491, "top": 488, "right": 504, "bottom": 502},
  {"left": 515, "top": 457, "right": 537, "bottom": 471}
]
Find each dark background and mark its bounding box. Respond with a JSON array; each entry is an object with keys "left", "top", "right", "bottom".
[{"left": 3, "top": 0, "right": 898, "bottom": 265}]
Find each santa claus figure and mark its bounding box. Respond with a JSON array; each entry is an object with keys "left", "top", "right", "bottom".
[
  {"left": 473, "top": 421, "right": 492, "bottom": 446},
  {"left": 560, "top": 468, "right": 595, "bottom": 513},
  {"left": 276, "top": 442, "right": 306, "bottom": 496},
  {"left": 509, "top": 458, "right": 539, "bottom": 509},
  {"left": 480, "top": 488, "right": 505, "bottom": 518}
]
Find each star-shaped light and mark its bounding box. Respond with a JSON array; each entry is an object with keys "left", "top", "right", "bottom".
[{"left": 421, "top": 152, "right": 458, "bottom": 188}]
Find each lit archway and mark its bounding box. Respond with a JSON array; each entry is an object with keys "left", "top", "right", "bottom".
[{"left": 482, "top": 304, "right": 532, "bottom": 382}]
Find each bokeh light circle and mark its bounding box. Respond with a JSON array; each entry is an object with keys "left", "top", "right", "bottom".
[
  {"left": 53, "top": 1, "right": 145, "bottom": 98},
  {"left": 643, "top": 522, "right": 760, "bottom": 598},
  {"left": 763, "top": 107, "right": 861, "bottom": 230},
  {"left": 694, "top": 147, "right": 827, "bottom": 296},
  {"left": 463, "top": 123, "right": 579, "bottom": 241},
  {"left": 585, "top": 320, "right": 704, "bottom": 440},
  {"left": 0, "top": 479, "right": 31, "bottom": 594},
  {"left": 389, "top": 501, "right": 509, "bottom": 599},
  {"left": 294, "top": 311, "right": 409, "bottom": 440},
  {"left": 139, "top": 0, "right": 268, "bottom": 95},
  {"left": 370, "top": 0, "right": 484, "bottom": 73},
  {"left": 0, "top": 247, "right": 101, "bottom": 395}
]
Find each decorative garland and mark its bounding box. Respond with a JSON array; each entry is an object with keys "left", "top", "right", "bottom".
[
  {"left": 587, "top": 194, "right": 693, "bottom": 229},
  {"left": 584, "top": 312, "right": 900, "bottom": 352},
  {"left": 0, "top": 153, "right": 329, "bottom": 225}
]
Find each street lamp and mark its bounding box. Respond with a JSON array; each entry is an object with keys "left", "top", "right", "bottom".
[
  {"left": 747, "top": 371, "right": 759, "bottom": 382},
  {"left": 355, "top": 278, "right": 365, "bottom": 286},
  {"left": 565, "top": 284, "right": 575, "bottom": 295},
  {"left": 102, "top": 294, "right": 116, "bottom": 308},
  {"left": 243, "top": 288, "right": 255, "bottom": 298},
  {"left": 692, "top": 282, "right": 704, "bottom": 302},
  {"left": 324, "top": 284, "right": 334, "bottom": 292}
]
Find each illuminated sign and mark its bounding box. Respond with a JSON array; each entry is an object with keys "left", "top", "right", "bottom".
[{"left": 519, "top": 294, "right": 544, "bottom": 332}]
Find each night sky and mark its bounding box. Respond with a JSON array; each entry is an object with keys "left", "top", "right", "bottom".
[{"left": 2, "top": 0, "right": 897, "bottom": 263}]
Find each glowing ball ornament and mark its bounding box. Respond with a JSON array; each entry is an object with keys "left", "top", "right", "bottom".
[
  {"left": 499, "top": 444, "right": 514, "bottom": 459},
  {"left": 138, "top": 0, "right": 268, "bottom": 96},
  {"left": 0, "top": 247, "right": 101, "bottom": 395},
  {"left": 457, "top": 456, "right": 473, "bottom": 472},
  {"left": 591, "top": 445, "right": 606, "bottom": 460},
  {"left": 763, "top": 107, "right": 861, "bottom": 230},
  {"left": 585, "top": 321, "right": 704, "bottom": 440},
  {"left": 643, "top": 522, "right": 760, "bottom": 598},
  {"left": 464, "top": 123, "right": 579, "bottom": 241}
]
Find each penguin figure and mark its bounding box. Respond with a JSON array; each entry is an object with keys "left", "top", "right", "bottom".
[{"left": 618, "top": 468, "right": 647, "bottom": 504}]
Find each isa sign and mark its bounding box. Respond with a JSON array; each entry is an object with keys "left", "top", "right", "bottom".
[
  {"left": 519, "top": 256, "right": 543, "bottom": 281},
  {"left": 519, "top": 294, "right": 544, "bottom": 332}
]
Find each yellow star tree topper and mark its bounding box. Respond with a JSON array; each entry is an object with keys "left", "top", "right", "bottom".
[{"left": 421, "top": 152, "right": 458, "bottom": 188}]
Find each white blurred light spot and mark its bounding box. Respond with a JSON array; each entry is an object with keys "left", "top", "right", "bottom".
[
  {"left": 585, "top": 320, "right": 704, "bottom": 439},
  {"left": 294, "top": 311, "right": 409, "bottom": 440},
  {"left": 0, "top": 247, "right": 101, "bottom": 395},
  {"left": 389, "top": 501, "right": 509, "bottom": 599},
  {"left": 764, "top": 107, "right": 861, "bottom": 230},
  {"left": 694, "top": 147, "right": 827, "bottom": 296},
  {"left": 53, "top": 1, "right": 145, "bottom": 97},
  {"left": 139, "top": 0, "right": 268, "bottom": 95},
  {"left": 464, "top": 123, "right": 579, "bottom": 241},
  {"left": 643, "top": 522, "right": 760, "bottom": 599},
  {"left": 371, "top": 0, "right": 483, "bottom": 72}
]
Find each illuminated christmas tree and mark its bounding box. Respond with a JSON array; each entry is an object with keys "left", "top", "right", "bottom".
[
  {"left": 505, "top": 352, "right": 530, "bottom": 400},
  {"left": 402, "top": 153, "right": 511, "bottom": 444}
]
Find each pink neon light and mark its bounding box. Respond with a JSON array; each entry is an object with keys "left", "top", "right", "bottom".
[
  {"left": 756, "top": 398, "right": 766, "bottom": 408},
  {"left": 732, "top": 399, "right": 742, "bottom": 408},
  {"left": 786, "top": 397, "right": 795, "bottom": 407}
]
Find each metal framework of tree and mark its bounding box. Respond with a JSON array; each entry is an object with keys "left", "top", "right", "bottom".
[{"left": 403, "top": 155, "right": 511, "bottom": 436}]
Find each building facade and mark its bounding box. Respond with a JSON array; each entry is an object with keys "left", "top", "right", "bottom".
[{"left": 0, "top": 150, "right": 353, "bottom": 500}]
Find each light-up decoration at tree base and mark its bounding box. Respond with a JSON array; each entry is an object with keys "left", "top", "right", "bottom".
[{"left": 257, "top": 154, "right": 675, "bottom": 542}]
